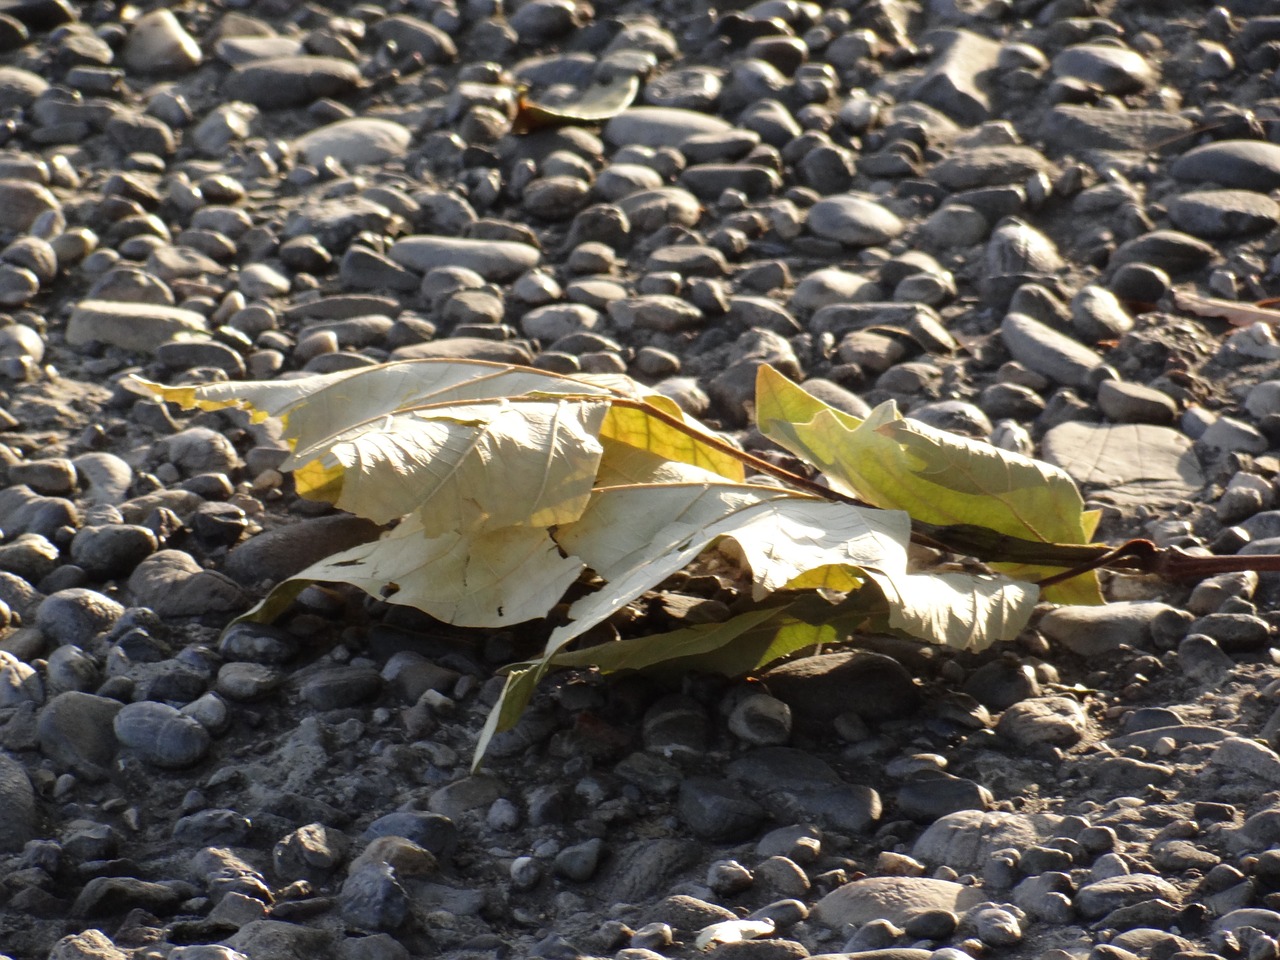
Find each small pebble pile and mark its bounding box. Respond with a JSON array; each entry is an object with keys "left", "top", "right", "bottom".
[{"left": 5, "top": 0, "right": 1280, "bottom": 958}]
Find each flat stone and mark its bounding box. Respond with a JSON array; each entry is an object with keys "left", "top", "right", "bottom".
[
  {"left": 294, "top": 118, "right": 412, "bottom": 169},
  {"left": 1040, "top": 105, "right": 1195, "bottom": 153},
  {"left": 67, "top": 300, "right": 207, "bottom": 353},
  {"left": 807, "top": 193, "right": 905, "bottom": 246},
  {"left": 1172, "top": 140, "right": 1280, "bottom": 190},
  {"left": 1039, "top": 601, "right": 1176, "bottom": 656},
  {"left": 814, "top": 876, "right": 986, "bottom": 928},
  {"left": 763, "top": 651, "right": 921, "bottom": 722},
  {"left": 996, "top": 696, "right": 1088, "bottom": 748},
  {"left": 931, "top": 146, "right": 1055, "bottom": 191},
  {"left": 604, "top": 107, "right": 732, "bottom": 148},
  {"left": 1040, "top": 422, "right": 1206, "bottom": 508},
  {"left": 1097, "top": 380, "right": 1178, "bottom": 424},
  {"left": 222, "top": 56, "right": 363, "bottom": 110},
  {"left": 389, "top": 235, "right": 540, "bottom": 281}
]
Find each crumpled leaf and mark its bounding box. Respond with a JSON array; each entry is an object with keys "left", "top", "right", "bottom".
[
  {"left": 241, "top": 512, "right": 583, "bottom": 629},
  {"left": 290, "top": 398, "right": 610, "bottom": 529},
  {"left": 756, "top": 365, "right": 1103, "bottom": 604},
  {"left": 548, "top": 482, "right": 910, "bottom": 657},
  {"left": 865, "top": 569, "right": 1039, "bottom": 651}
]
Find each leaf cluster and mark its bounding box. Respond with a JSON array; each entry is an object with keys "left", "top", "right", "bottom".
[{"left": 137, "top": 360, "right": 1102, "bottom": 767}]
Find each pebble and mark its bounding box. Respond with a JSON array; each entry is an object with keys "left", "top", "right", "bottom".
[
  {"left": 1172, "top": 140, "right": 1280, "bottom": 190},
  {"left": 1000, "top": 312, "right": 1102, "bottom": 388},
  {"left": 814, "top": 877, "right": 987, "bottom": 928},
  {"left": 66, "top": 299, "right": 208, "bottom": 352},
  {"left": 1039, "top": 602, "right": 1175, "bottom": 656},
  {"left": 294, "top": 119, "right": 413, "bottom": 169},
  {"left": 807, "top": 193, "right": 906, "bottom": 246},
  {"left": 389, "top": 236, "right": 540, "bottom": 281},
  {"left": 113, "top": 699, "right": 211, "bottom": 769}
]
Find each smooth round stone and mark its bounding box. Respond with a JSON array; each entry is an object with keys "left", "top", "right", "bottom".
[
  {"left": 604, "top": 107, "right": 732, "bottom": 148},
  {"left": 807, "top": 193, "right": 905, "bottom": 246},
  {"left": 1052, "top": 43, "right": 1154, "bottom": 93},
  {"left": 37, "top": 691, "right": 122, "bottom": 781},
  {"left": 123, "top": 9, "right": 202, "bottom": 73},
  {"left": 1167, "top": 189, "right": 1280, "bottom": 238},
  {"left": 370, "top": 14, "right": 458, "bottom": 63},
  {"left": 1109, "top": 229, "right": 1217, "bottom": 274},
  {"left": 0, "top": 750, "right": 36, "bottom": 853},
  {"left": 295, "top": 118, "right": 412, "bottom": 168},
  {"left": 36, "top": 588, "right": 124, "bottom": 646},
  {"left": 1172, "top": 140, "right": 1280, "bottom": 190},
  {"left": 521, "top": 303, "right": 601, "bottom": 340},
  {"left": 1000, "top": 313, "right": 1102, "bottom": 388},
  {"left": 791, "top": 268, "right": 878, "bottom": 313},
  {"left": 113, "top": 700, "right": 212, "bottom": 769},
  {"left": 616, "top": 187, "right": 701, "bottom": 231},
  {"left": 1097, "top": 380, "right": 1177, "bottom": 424},
  {"left": 1070, "top": 285, "right": 1133, "bottom": 341},
  {"left": 0, "top": 65, "right": 47, "bottom": 109},
  {"left": 0, "top": 180, "right": 58, "bottom": 233},
  {"left": 996, "top": 696, "right": 1088, "bottom": 747},
  {"left": 221, "top": 55, "right": 362, "bottom": 110}
]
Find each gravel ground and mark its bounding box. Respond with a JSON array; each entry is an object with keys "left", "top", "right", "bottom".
[{"left": 5, "top": 0, "right": 1280, "bottom": 958}]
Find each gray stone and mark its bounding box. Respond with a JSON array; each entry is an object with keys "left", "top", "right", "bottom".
[
  {"left": 1168, "top": 189, "right": 1280, "bottom": 238},
  {"left": 295, "top": 119, "right": 413, "bottom": 169},
  {"left": 36, "top": 691, "right": 121, "bottom": 780},
  {"left": 1052, "top": 43, "right": 1154, "bottom": 94},
  {"left": 224, "top": 516, "right": 380, "bottom": 586},
  {"left": 1000, "top": 313, "right": 1102, "bottom": 387},
  {"left": 1110, "top": 229, "right": 1216, "bottom": 274},
  {"left": 66, "top": 300, "right": 207, "bottom": 353},
  {"left": 123, "top": 8, "right": 201, "bottom": 73},
  {"left": 764, "top": 650, "right": 920, "bottom": 722},
  {"left": 370, "top": 14, "right": 457, "bottom": 64},
  {"left": 1040, "top": 422, "right": 1205, "bottom": 507},
  {"left": 113, "top": 700, "right": 212, "bottom": 769},
  {"left": 604, "top": 107, "right": 732, "bottom": 148},
  {"left": 128, "top": 551, "right": 249, "bottom": 617},
  {"left": 807, "top": 193, "right": 905, "bottom": 246},
  {"left": 1040, "top": 106, "right": 1194, "bottom": 153},
  {"left": 914, "top": 810, "right": 1065, "bottom": 872},
  {"left": 0, "top": 749, "right": 36, "bottom": 852},
  {"left": 340, "top": 863, "right": 409, "bottom": 932},
  {"left": 299, "top": 665, "right": 381, "bottom": 710},
  {"left": 911, "top": 29, "right": 1001, "bottom": 125},
  {"left": 1096, "top": 381, "right": 1177, "bottom": 424},
  {"left": 814, "top": 877, "right": 986, "bottom": 928},
  {"left": 0, "top": 66, "right": 47, "bottom": 110},
  {"left": 36, "top": 589, "right": 123, "bottom": 646},
  {"left": 1208, "top": 737, "right": 1280, "bottom": 786},
  {"left": 931, "top": 146, "right": 1054, "bottom": 191},
  {"left": 678, "top": 777, "right": 767, "bottom": 841},
  {"left": 996, "top": 696, "right": 1088, "bottom": 748},
  {"left": 222, "top": 56, "right": 362, "bottom": 110},
  {"left": 1039, "top": 602, "right": 1175, "bottom": 656},
  {"left": 1074, "top": 874, "right": 1180, "bottom": 919},
  {"left": 390, "top": 235, "right": 540, "bottom": 281},
  {"left": 0, "top": 180, "right": 58, "bottom": 234},
  {"left": 1172, "top": 140, "right": 1280, "bottom": 190}
]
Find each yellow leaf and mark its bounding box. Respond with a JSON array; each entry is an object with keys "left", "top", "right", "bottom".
[{"left": 598, "top": 401, "right": 744, "bottom": 481}]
